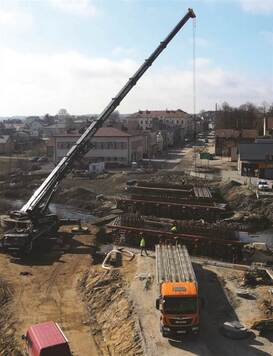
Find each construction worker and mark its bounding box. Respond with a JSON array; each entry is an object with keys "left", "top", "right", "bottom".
[
  {"left": 170, "top": 221, "right": 177, "bottom": 234},
  {"left": 140, "top": 234, "right": 148, "bottom": 256}
]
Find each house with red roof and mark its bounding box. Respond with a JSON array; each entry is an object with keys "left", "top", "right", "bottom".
[{"left": 47, "top": 127, "right": 145, "bottom": 166}]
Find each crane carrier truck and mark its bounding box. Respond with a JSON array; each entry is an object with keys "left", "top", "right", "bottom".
[
  {"left": 156, "top": 244, "right": 200, "bottom": 337},
  {"left": 0, "top": 8, "right": 196, "bottom": 256}
]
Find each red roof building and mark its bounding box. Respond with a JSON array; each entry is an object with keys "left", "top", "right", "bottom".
[{"left": 47, "top": 127, "right": 145, "bottom": 166}]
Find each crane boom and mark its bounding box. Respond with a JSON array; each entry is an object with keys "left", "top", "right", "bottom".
[{"left": 21, "top": 8, "right": 196, "bottom": 216}]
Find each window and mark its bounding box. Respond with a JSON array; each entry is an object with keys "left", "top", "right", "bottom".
[
  {"left": 164, "top": 297, "right": 197, "bottom": 314},
  {"left": 57, "top": 142, "right": 73, "bottom": 149}
]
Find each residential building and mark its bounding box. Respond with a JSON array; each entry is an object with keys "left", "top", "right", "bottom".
[
  {"left": 215, "top": 129, "right": 258, "bottom": 161},
  {"left": 47, "top": 127, "right": 145, "bottom": 166},
  {"left": 0, "top": 135, "right": 14, "bottom": 154},
  {"left": 128, "top": 109, "right": 192, "bottom": 144},
  {"left": 41, "top": 123, "right": 67, "bottom": 137},
  {"left": 24, "top": 116, "right": 49, "bottom": 137},
  {"left": 238, "top": 140, "right": 273, "bottom": 178}
]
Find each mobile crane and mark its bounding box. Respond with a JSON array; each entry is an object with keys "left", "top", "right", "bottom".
[{"left": 1, "top": 8, "right": 196, "bottom": 256}]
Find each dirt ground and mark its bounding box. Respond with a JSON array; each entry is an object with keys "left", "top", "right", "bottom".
[
  {"left": 1, "top": 137, "right": 273, "bottom": 355},
  {"left": 0, "top": 227, "right": 99, "bottom": 356},
  {"left": 128, "top": 253, "right": 273, "bottom": 356}
]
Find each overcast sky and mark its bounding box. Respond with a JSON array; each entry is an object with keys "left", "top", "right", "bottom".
[{"left": 0, "top": 0, "right": 272, "bottom": 116}]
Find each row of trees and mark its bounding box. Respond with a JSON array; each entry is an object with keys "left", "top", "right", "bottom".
[{"left": 215, "top": 102, "right": 273, "bottom": 130}]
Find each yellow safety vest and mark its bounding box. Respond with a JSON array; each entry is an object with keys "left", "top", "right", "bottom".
[{"left": 171, "top": 226, "right": 177, "bottom": 233}]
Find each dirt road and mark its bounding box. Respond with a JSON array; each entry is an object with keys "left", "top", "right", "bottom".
[
  {"left": 129, "top": 254, "right": 272, "bottom": 356},
  {"left": 0, "top": 230, "right": 99, "bottom": 356}
]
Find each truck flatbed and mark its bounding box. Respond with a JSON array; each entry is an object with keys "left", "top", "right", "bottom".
[{"left": 156, "top": 244, "right": 196, "bottom": 284}]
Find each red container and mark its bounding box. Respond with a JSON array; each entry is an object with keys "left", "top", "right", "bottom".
[{"left": 25, "top": 321, "right": 72, "bottom": 356}]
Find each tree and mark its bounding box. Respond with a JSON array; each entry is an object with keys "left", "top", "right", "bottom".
[
  {"left": 221, "top": 102, "right": 233, "bottom": 112},
  {"left": 58, "top": 108, "right": 69, "bottom": 116}
]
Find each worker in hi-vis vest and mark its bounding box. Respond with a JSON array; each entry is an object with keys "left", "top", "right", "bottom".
[
  {"left": 170, "top": 222, "right": 178, "bottom": 245},
  {"left": 140, "top": 233, "right": 148, "bottom": 256},
  {"left": 170, "top": 222, "right": 177, "bottom": 233}
]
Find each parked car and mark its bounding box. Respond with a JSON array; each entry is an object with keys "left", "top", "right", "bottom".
[
  {"left": 37, "top": 156, "right": 49, "bottom": 163},
  {"left": 30, "top": 156, "right": 39, "bottom": 162},
  {"left": 257, "top": 180, "right": 270, "bottom": 191}
]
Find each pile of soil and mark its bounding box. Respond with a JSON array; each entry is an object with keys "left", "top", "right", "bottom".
[
  {"left": 0, "top": 279, "right": 22, "bottom": 355},
  {"left": 55, "top": 187, "right": 100, "bottom": 210},
  {"left": 220, "top": 181, "right": 272, "bottom": 226},
  {"left": 80, "top": 269, "right": 144, "bottom": 356}
]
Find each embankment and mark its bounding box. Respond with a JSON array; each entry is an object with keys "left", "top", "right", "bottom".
[{"left": 80, "top": 269, "right": 144, "bottom": 356}]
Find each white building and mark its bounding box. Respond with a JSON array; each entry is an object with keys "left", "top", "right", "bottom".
[
  {"left": 130, "top": 109, "right": 190, "bottom": 130},
  {"left": 128, "top": 109, "right": 193, "bottom": 145},
  {"left": 47, "top": 127, "right": 145, "bottom": 166}
]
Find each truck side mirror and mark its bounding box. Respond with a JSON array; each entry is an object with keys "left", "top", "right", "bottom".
[{"left": 156, "top": 298, "right": 160, "bottom": 310}]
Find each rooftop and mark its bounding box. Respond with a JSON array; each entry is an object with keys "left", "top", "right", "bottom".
[
  {"left": 131, "top": 109, "right": 188, "bottom": 119},
  {"left": 95, "top": 127, "right": 131, "bottom": 137},
  {"left": 27, "top": 321, "right": 68, "bottom": 350},
  {"left": 53, "top": 127, "right": 132, "bottom": 138},
  {"left": 239, "top": 142, "right": 273, "bottom": 161}
]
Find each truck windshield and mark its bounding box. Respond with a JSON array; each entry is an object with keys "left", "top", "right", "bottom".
[{"left": 163, "top": 297, "right": 197, "bottom": 314}]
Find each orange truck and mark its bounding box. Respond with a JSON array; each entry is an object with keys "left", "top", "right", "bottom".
[{"left": 155, "top": 244, "right": 200, "bottom": 337}]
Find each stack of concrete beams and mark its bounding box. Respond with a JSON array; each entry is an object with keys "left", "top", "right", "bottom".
[
  {"left": 156, "top": 244, "right": 196, "bottom": 284},
  {"left": 193, "top": 186, "right": 212, "bottom": 199}
]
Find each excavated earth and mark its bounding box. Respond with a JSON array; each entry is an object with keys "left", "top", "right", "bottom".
[
  {"left": 220, "top": 181, "right": 273, "bottom": 226},
  {"left": 0, "top": 278, "right": 22, "bottom": 356},
  {"left": 80, "top": 268, "right": 144, "bottom": 355}
]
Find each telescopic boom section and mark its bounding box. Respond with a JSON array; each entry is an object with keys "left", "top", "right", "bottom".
[{"left": 21, "top": 8, "right": 196, "bottom": 216}]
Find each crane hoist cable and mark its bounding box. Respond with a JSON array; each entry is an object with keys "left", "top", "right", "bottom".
[
  {"left": 192, "top": 16, "right": 197, "bottom": 172},
  {"left": 192, "top": 16, "right": 196, "bottom": 121},
  {"left": 192, "top": 18, "right": 196, "bottom": 139}
]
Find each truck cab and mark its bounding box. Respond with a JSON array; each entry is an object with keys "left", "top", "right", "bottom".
[
  {"left": 23, "top": 321, "right": 72, "bottom": 356},
  {"left": 156, "top": 281, "right": 199, "bottom": 336}
]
